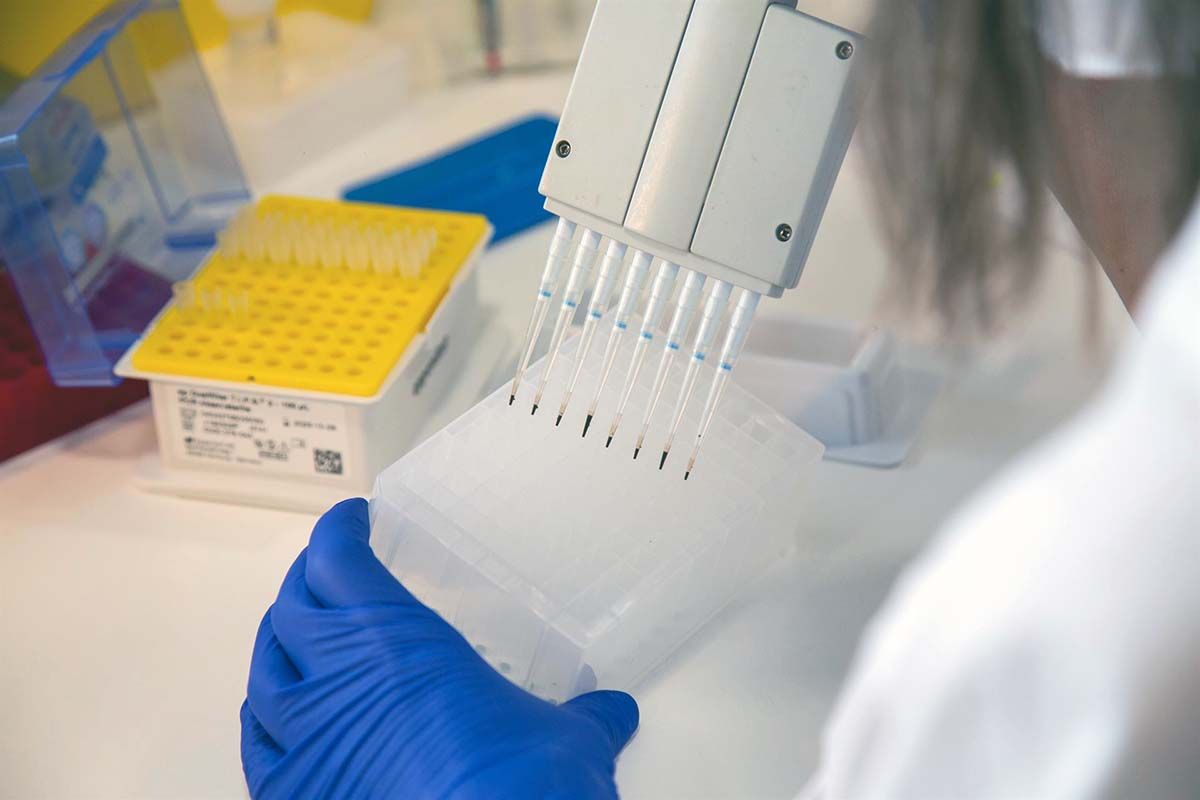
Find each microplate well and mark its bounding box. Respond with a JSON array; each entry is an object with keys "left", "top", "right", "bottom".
[{"left": 371, "top": 326, "right": 824, "bottom": 702}]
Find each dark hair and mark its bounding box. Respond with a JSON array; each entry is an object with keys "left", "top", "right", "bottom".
[{"left": 866, "top": 1, "right": 1200, "bottom": 331}]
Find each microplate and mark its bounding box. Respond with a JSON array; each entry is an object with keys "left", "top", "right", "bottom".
[{"left": 371, "top": 325, "right": 824, "bottom": 702}]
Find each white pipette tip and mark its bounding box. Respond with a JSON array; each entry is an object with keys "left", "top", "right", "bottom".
[
  {"left": 658, "top": 432, "right": 674, "bottom": 470},
  {"left": 509, "top": 217, "right": 579, "bottom": 409},
  {"left": 555, "top": 390, "right": 572, "bottom": 427},
  {"left": 605, "top": 414, "right": 621, "bottom": 449},
  {"left": 684, "top": 440, "right": 700, "bottom": 481}
]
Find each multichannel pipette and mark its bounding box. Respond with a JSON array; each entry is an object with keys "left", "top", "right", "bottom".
[
  {"left": 657, "top": 279, "right": 733, "bottom": 470},
  {"left": 531, "top": 228, "right": 602, "bottom": 414},
  {"left": 510, "top": 218, "right": 577, "bottom": 406},
  {"left": 557, "top": 240, "right": 628, "bottom": 425},
  {"left": 605, "top": 260, "right": 680, "bottom": 447},
  {"left": 580, "top": 250, "right": 653, "bottom": 438},
  {"left": 683, "top": 289, "right": 761, "bottom": 479},
  {"left": 631, "top": 269, "right": 706, "bottom": 459},
  {"left": 509, "top": 2, "right": 866, "bottom": 477}
]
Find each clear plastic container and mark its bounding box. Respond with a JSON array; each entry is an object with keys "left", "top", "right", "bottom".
[
  {"left": 0, "top": 0, "right": 248, "bottom": 386},
  {"left": 371, "top": 327, "right": 824, "bottom": 702},
  {"left": 734, "top": 314, "right": 943, "bottom": 468}
]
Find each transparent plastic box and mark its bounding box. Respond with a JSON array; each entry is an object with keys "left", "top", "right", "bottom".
[
  {"left": 0, "top": 0, "right": 247, "bottom": 386},
  {"left": 371, "top": 328, "right": 824, "bottom": 702}
]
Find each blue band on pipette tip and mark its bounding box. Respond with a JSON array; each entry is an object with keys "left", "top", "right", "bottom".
[
  {"left": 616, "top": 321, "right": 627, "bottom": 330},
  {"left": 693, "top": 353, "right": 705, "bottom": 361},
  {"left": 667, "top": 342, "right": 680, "bottom": 350},
  {"left": 720, "top": 362, "right": 733, "bottom": 371},
  {"left": 589, "top": 310, "right": 602, "bottom": 319},
  {"left": 640, "top": 331, "right": 653, "bottom": 340},
  {"left": 539, "top": 290, "right": 552, "bottom": 298},
  {"left": 564, "top": 300, "right": 577, "bottom": 308}
]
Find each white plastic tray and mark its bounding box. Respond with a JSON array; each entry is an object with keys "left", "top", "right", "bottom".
[{"left": 371, "top": 330, "right": 824, "bottom": 701}]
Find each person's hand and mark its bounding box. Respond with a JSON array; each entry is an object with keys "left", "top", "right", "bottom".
[{"left": 240, "top": 498, "right": 639, "bottom": 799}]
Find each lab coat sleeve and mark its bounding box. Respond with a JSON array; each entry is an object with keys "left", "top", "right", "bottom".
[
  {"left": 802, "top": 130, "right": 1200, "bottom": 800},
  {"left": 800, "top": 281, "right": 1200, "bottom": 799},
  {"left": 801, "top": 449, "right": 1125, "bottom": 798}
]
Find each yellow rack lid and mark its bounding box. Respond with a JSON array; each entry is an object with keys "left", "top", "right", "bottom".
[{"left": 131, "top": 196, "right": 490, "bottom": 397}]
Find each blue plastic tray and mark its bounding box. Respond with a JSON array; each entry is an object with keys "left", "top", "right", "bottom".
[{"left": 343, "top": 115, "right": 557, "bottom": 243}]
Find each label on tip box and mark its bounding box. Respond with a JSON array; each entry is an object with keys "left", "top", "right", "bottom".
[{"left": 162, "top": 386, "right": 352, "bottom": 481}]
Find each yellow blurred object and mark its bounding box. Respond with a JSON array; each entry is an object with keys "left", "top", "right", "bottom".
[
  {"left": 276, "top": 0, "right": 373, "bottom": 22},
  {"left": 180, "top": 0, "right": 231, "bottom": 50},
  {"left": 130, "top": 4, "right": 209, "bottom": 70},
  {"left": 0, "top": 0, "right": 110, "bottom": 76},
  {"left": 131, "top": 197, "right": 489, "bottom": 397},
  {"left": 0, "top": 0, "right": 228, "bottom": 78}
]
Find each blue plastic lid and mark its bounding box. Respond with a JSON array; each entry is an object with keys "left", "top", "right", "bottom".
[
  {"left": 343, "top": 115, "right": 558, "bottom": 243},
  {"left": 0, "top": 0, "right": 249, "bottom": 387}
]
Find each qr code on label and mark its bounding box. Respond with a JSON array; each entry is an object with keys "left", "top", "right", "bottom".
[{"left": 314, "top": 449, "right": 344, "bottom": 475}]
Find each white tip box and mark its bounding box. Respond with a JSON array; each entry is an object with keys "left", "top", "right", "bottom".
[
  {"left": 370, "top": 328, "right": 823, "bottom": 702},
  {"left": 115, "top": 235, "right": 491, "bottom": 512}
]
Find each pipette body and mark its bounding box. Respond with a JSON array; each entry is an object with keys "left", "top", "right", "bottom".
[
  {"left": 532, "top": 228, "right": 603, "bottom": 413},
  {"left": 685, "top": 290, "right": 761, "bottom": 478},
  {"left": 605, "top": 261, "right": 680, "bottom": 446},
  {"left": 581, "top": 250, "right": 653, "bottom": 437},
  {"left": 658, "top": 279, "right": 733, "bottom": 468},
  {"left": 555, "top": 241, "right": 627, "bottom": 424},
  {"left": 509, "top": 217, "right": 577, "bottom": 405}
]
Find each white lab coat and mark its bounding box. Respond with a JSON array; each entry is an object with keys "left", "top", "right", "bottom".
[
  {"left": 804, "top": 185, "right": 1200, "bottom": 800},
  {"left": 802, "top": 5, "right": 1200, "bottom": 796}
]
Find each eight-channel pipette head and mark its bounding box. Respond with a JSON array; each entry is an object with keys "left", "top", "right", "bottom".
[
  {"left": 684, "top": 290, "right": 760, "bottom": 479},
  {"left": 557, "top": 240, "right": 627, "bottom": 425},
  {"left": 532, "top": 228, "right": 603, "bottom": 414},
  {"left": 515, "top": 222, "right": 771, "bottom": 479},
  {"left": 633, "top": 269, "right": 706, "bottom": 459},
  {"left": 581, "top": 249, "right": 653, "bottom": 438},
  {"left": 605, "top": 260, "right": 680, "bottom": 447},
  {"left": 658, "top": 279, "right": 733, "bottom": 469},
  {"left": 510, "top": 217, "right": 577, "bottom": 405}
]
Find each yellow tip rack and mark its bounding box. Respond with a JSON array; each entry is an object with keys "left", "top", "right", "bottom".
[
  {"left": 117, "top": 195, "right": 494, "bottom": 511},
  {"left": 131, "top": 196, "right": 490, "bottom": 397}
]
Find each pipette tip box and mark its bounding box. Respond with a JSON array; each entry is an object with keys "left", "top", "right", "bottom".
[
  {"left": 116, "top": 196, "right": 492, "bottom": 510},
  {"left": 371, "top": 328, "right": 824, "bottom": 702}
]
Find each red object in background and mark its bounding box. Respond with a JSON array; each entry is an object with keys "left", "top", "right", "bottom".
[{"left": 0, "top": 271, "right": 148, "bottom": 462}]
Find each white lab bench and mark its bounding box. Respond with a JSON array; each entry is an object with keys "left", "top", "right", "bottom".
[{"left": 0, "top": 71, "right": 1131, "bottom": 798}]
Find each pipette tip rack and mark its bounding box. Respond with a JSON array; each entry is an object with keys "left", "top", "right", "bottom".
[{"left": 131, "top": 196, "right": 489, "bottom": 397}]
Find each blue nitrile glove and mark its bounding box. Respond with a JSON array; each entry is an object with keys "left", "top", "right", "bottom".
[{"left": 240, "top": 498, "right": 639, "bottom": 799}]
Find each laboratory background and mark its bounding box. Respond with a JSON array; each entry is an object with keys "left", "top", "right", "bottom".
[{"left": 0, "top": 0, "right": 1173, "bottom": 798}]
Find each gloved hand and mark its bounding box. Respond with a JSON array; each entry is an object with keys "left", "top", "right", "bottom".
[{"left": 240, "top": 498, "right": 639, "bottom": 800}]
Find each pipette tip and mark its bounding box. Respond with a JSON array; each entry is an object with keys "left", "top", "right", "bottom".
[
  {"left": 555, "top": 414, "right": 563, "bottom": 427},
  {"left": 606, "top": 436, "right": 613, "bottom": 448},
  {"left": 684, "top": 471, "right": 690, "bottom": 481},
  {"left": 531, "top": 404, "right": 538, "bottom": 416},
  {"left": 659, "top": 451, "right": 668, "bottom": 470},
  {"left": 633, "top": 447, "right": 640, "bottom": 460},
  {"left": 582, "top": 415, "right": 593, "bottom": 438},
  {"left": 508, "top": 394, "right": 515, "bottom": 406}
]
